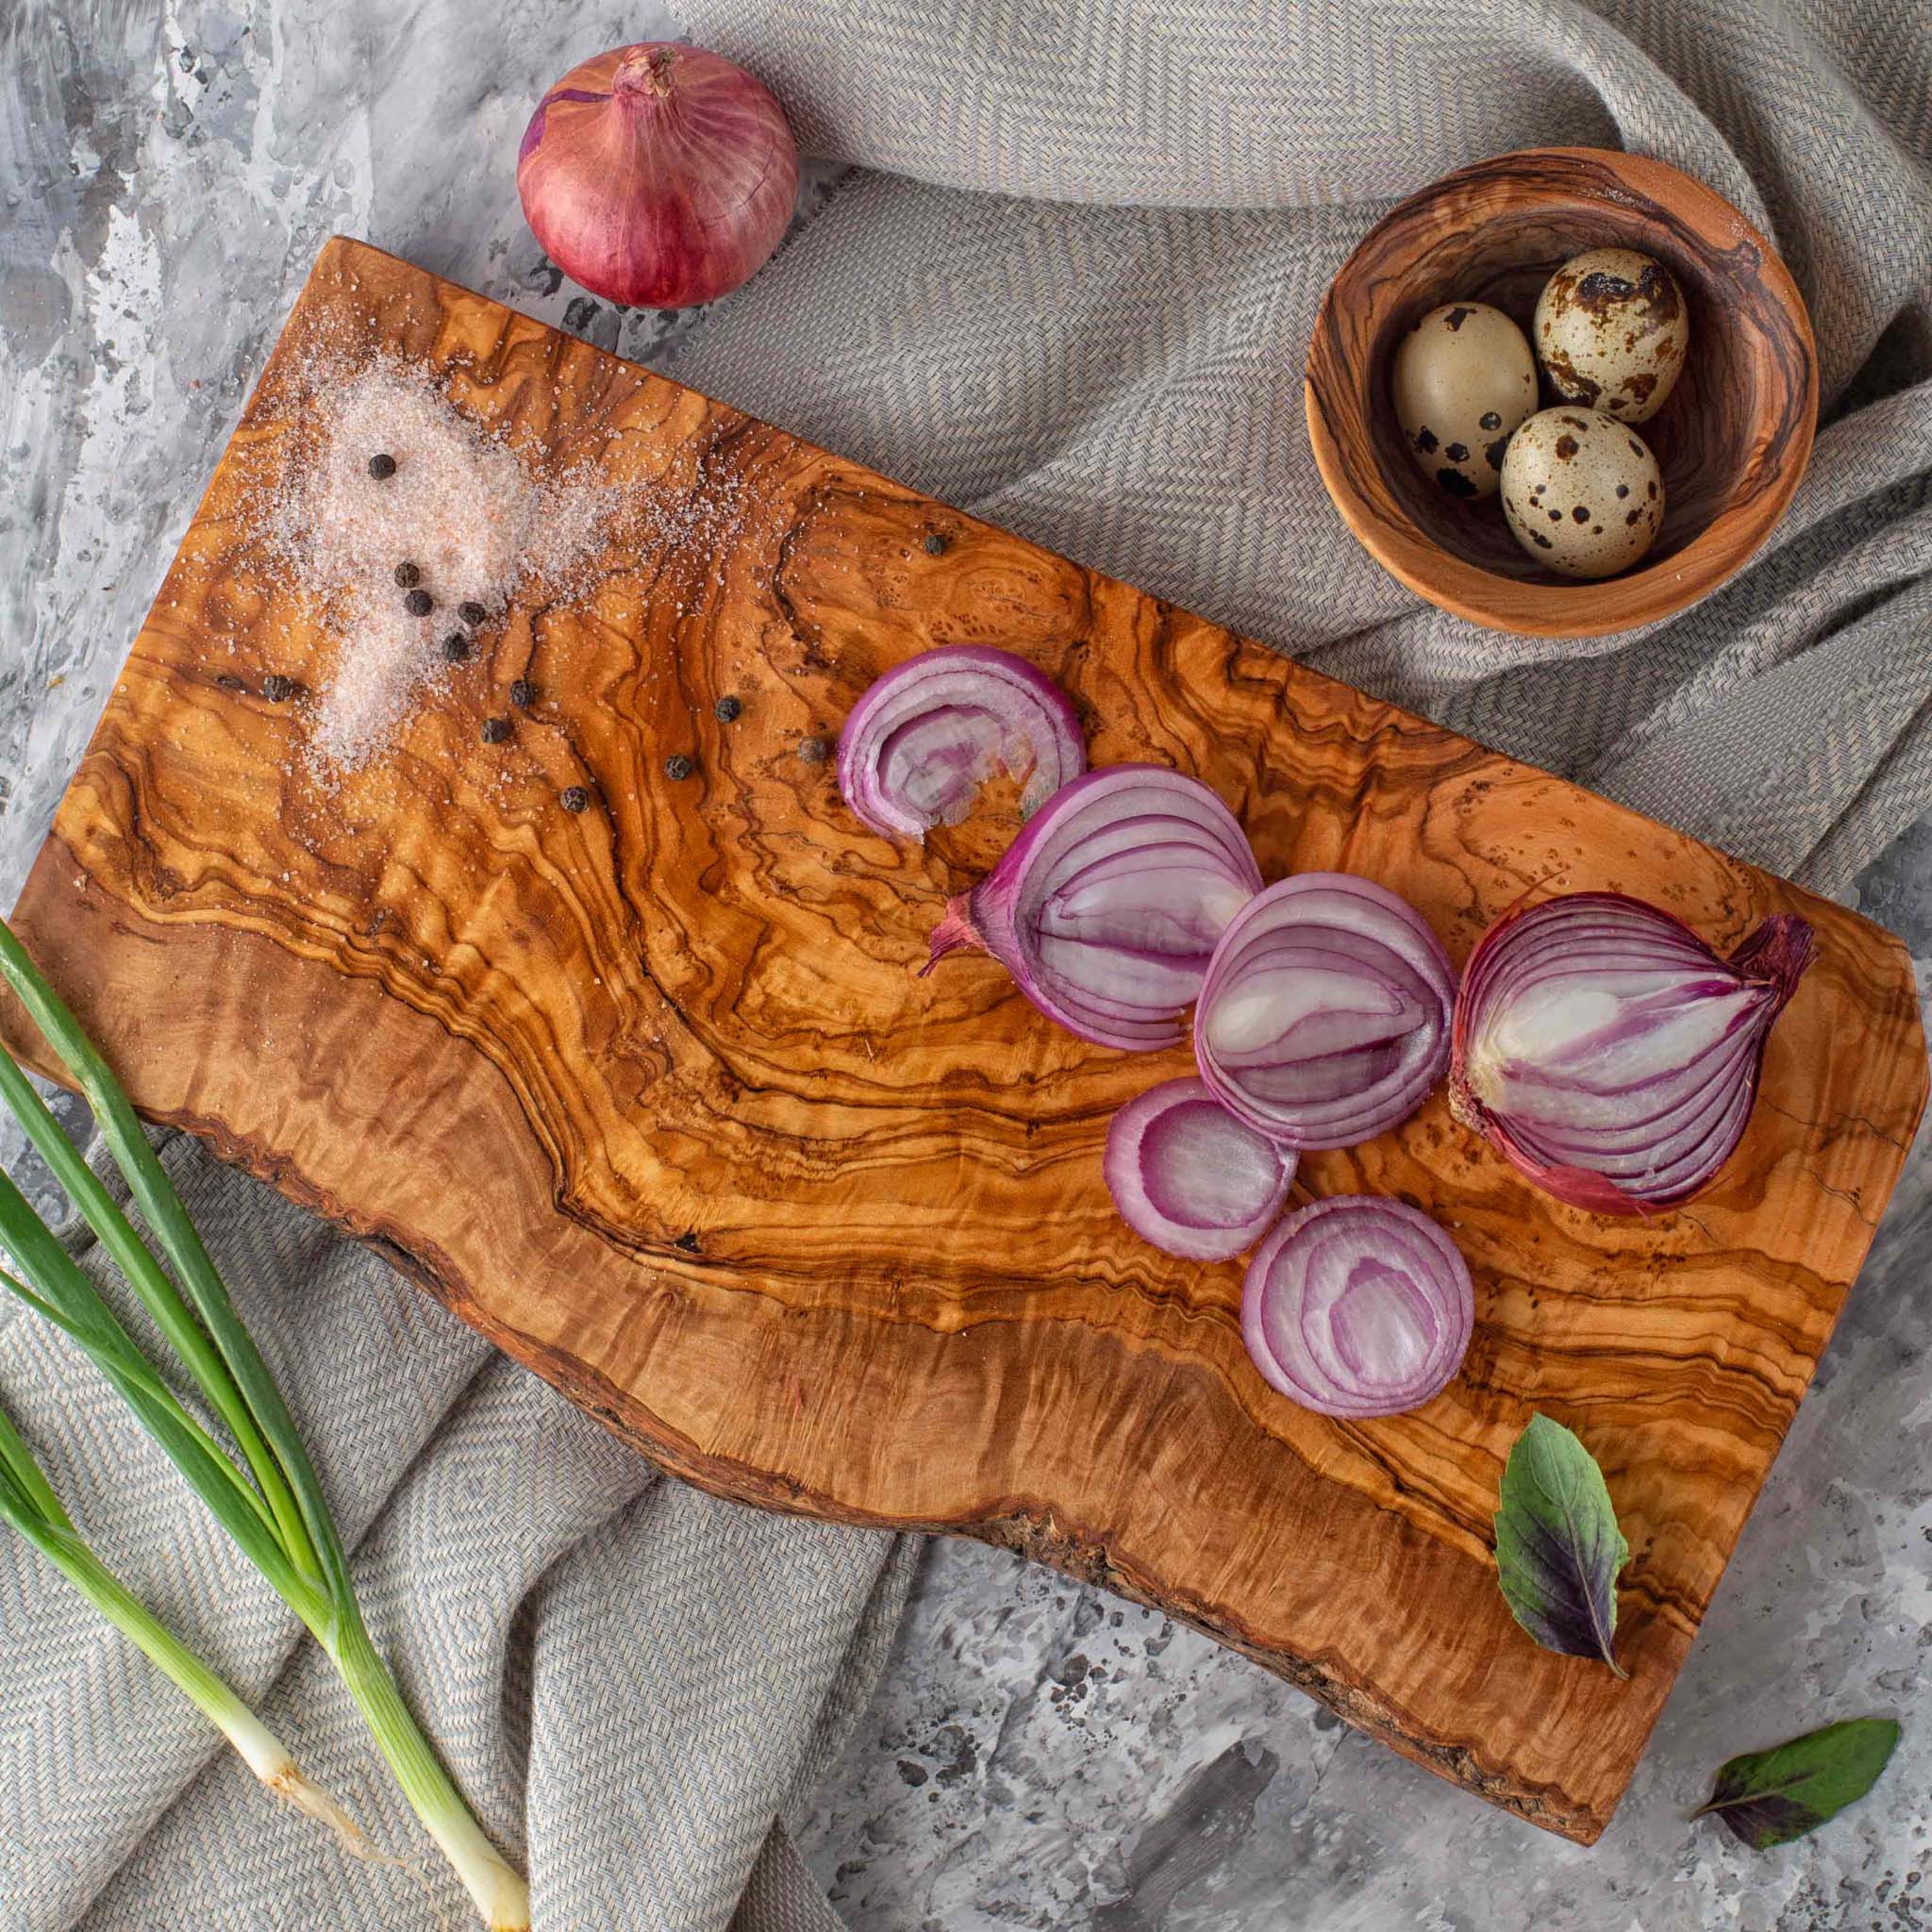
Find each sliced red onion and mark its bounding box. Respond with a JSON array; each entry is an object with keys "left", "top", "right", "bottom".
[
  {"left": 1193, "top": 874, "right": 1456, "bottom": 1149},
  {"left": 1241, "top": 1196, "right": 1474, "bottom": 1418},
  {"left": 837, "top": 645, "right": 1085, "bottom": 841},
  {"left": 1448, "top": 891, "right": 1815, "bottom": 1214},
  {"left": 923, "top": 765, "right": 1263, "bottom": 1051},
  {"left": 1104, "top": 1078, "right": 1296, "bottom": 1260}
]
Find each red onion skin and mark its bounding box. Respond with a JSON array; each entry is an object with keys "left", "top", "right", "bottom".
[
  {"left": 1448, "top": 1108, "right": 1641, "bottom": 1217},
  {"left": 518, "top": 44, "right": 799, "bottom": 309},
  {"left": 1448, "top": 893, "right": 1815, "bottom": 1216}
]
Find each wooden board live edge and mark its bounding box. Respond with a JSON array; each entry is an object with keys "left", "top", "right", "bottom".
[{"left": 5, "top": 238, "right": 1924, "bottom": 1846}]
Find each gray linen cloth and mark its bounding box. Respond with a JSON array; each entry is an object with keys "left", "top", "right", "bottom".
[
  {"left": 3, "top": 2, "right": 1929, "bottom": 1929},
  {"left": 0, "top": 1130, "right": 914, "bottom": 1931}
]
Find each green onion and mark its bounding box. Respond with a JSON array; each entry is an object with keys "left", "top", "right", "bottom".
[
  {"left": 0, "top": 1391, "right": 373, "bottom": 1852},
  {"left": 0, "top": 916, "right": 529, "bottom": 1930}
]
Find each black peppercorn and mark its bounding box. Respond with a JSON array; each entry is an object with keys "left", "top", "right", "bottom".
[
  {"left": 923, "top": 532, "right": 947, "bottom": 556},
  {"left": 458, "top": 601, "right": 488, "bottom": 626},
  {"left": 262, "top": 674, "right": 296, "bottom": 703},
  {"left": 713, "top": 694, "right": 742, "bottom": 723},
  {"left": 393, "top": 560, "right": 422, "bottom": 588},
  {"left": 674, "top": 1230, "right": 700, "bottom": 1254},
  {"left": 481, "top": 717, "right": 511, "bottom": 745},
  {"left": 509, "top": 678, "right": 537, "bottom": 708},
  {"left": 559, "top": 785, "right": 590, "bottom": 813},
  {"left": 367, "top": 452, "right": 396, "bottom": 479},
  {"left": 664, "top": 753, "right": 694, "bottom": 781},
  {"left": 797, "top": 736, "right": 828, "bottom": 764},
  {"left": 441, "top": 633, "right": 470, "bottom": 661},
  {"left": 404, "top": 588, "right": 433, "bottom": 617}
]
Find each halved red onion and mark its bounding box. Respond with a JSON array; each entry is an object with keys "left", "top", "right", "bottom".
[
  {"left": 1104, "top": 1077, "right": 1296, "bottom": 1260},
  {"left": 1193, "top": 874, "right": 1456, "bottom": 1149},
  {"left": 837, "top": 645, "right": 1085, "bottom": 841},
  {"left": 1241, "top": 1196, "right": 1474, "bottom": 1418},
  {"left": 1449, "top": 891, "right": 1816, "bottom": 1214},
  {"left": 923, "top": 765, "right": 1264, "bottom": 1050}
]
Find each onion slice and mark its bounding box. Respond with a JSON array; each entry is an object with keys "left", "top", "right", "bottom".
[
  {"left": 923, "top": 764, "right": 1264, "bottom": 1051},
  {"left": 1104, "top": 1078, "right": 1296, "bottom": 1260},
  {"left": 1241, "top": 1196, "right": 1474, "bottom": 1418},
  {"left": 837, "top": 646, "right": 1085, "bottom": 841},
  {"left": 1448, "top": 891, "right": 1816, "bottom": 1214},
  {"left": 1193, "top": 874, "right": 1456, "bottom": 1149}
]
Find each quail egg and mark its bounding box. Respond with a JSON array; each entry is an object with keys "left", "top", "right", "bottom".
[
  {"left": 1533, "top": 247, "right": 1689, "bottom": 425},
  {"left": 1390, "top": 302, "right": 1538, "bottom": 500},
  {"left": 1500, "top": 408, "right": 1664, "bottom": 578}
]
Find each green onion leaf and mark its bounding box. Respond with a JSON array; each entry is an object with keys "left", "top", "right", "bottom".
[{"left": 0, "top": 915, "right": 529, "bottom": 1927}]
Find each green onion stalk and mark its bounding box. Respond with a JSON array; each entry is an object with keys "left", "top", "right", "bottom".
[
  {"left": 0, "top": 917, "right": 529, "bottom": 1931},
  {"left": 0, "top": 1386, "right": 373, "bottom": 1851}
]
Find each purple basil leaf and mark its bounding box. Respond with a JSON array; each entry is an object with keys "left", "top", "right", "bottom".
[
  {"left": 1693, "top": 1718, "right": 1901, "bottom": 1850},
  {"left": 1493, "top": 1412, "right": 1629, "bottom": 1676}
]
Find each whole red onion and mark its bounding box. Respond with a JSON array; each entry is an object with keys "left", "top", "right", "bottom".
[{"left": 517, "top": 42, "right": 799, "bottom": 309}]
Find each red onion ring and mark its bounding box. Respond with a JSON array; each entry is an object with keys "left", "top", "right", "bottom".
[
  {"left": 838, "top": 646, "right": 1086, "bottom": 841},
  {"left": 1241, "top": 1196, "right": 1474, "bottom": 1418},
  {"left": 1449, "top": 891, "right": 1816, "bottom": 1214},
  {"left": 923, "top": 764, "right": 1263, "bottom": 1051},
  {"left": 1104, "top": 1078, "right": 1296, "bottom": 1260},
  {"left": 1193, "top": 874, "right": 1456, "bottom": 1149}
]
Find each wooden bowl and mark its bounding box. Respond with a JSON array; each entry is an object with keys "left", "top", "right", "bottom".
[{"left": 1305, "top": 148, "right": 1818, "bottom": 638}]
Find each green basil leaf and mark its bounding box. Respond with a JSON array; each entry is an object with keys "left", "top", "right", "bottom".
[
  {"left": 1694, "top": 1718, "right": 1901, "bottom": 1850},
  {"left": 1493, "top": 1412, "right": 1628, "bottom": 1676}
]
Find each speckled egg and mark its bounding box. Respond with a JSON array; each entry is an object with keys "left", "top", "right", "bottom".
[
  {"left": 1389, "top": 302, "right": 1538, "bottom": 500},
  {"left": 1500, "top": 408, "right": 1664, "bottom": 578},
  {"left": 1533, "top": 248, "right": 1689, "bottom": 425}
]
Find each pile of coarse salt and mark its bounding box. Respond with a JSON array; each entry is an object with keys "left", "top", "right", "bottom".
[{"left": 267, "top": 359, "right": 613, "bottom": 772}]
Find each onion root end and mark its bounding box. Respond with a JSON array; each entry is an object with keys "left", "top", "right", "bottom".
[{"left": 920, "top": 899, "right": 984, "bottom": 976}]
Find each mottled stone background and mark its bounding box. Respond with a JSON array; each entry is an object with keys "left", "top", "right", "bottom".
[{"left": 2, "top": 5, "right": 1929, "bottom": 1928}]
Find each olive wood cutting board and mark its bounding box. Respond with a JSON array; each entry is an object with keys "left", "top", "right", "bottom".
[{"left": 6, "top": 237, "right": 1924, "bottom": 1845}]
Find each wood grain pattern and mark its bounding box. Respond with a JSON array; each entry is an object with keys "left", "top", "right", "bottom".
[
  {"left": 1306, "top": 147, "right": 1819, "bottom": 636},
  {"left": 5, "top": 238, "right": 1919, "bottom": 1844}
]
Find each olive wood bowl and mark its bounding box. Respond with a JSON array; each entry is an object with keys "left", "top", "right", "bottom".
[{"left": 1305, "top": 147, "right": 1818, "bottom": 638}]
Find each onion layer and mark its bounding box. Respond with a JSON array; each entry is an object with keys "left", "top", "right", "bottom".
[
  {"left": 1449, "top": 891, "right": 1815, "bottom": 1214},
  {"left": 838, "top": 646, "right": 1085, "bottom": 841},
  {"left": 1241, "top": 1196, "right": 1474, "bottom": 1418},
  {"left": 1193, "top": 874, "right": 1456, "bottom": 1149},
  {"left": 923, "top": 765, "right": 1264, "bottom": 1051},
  {"left": 517, "top": 43, "right": 798, "bottom": 310},
  {"left": 1104, "top": 1078, "right": 1295, "bottom": 1260}
]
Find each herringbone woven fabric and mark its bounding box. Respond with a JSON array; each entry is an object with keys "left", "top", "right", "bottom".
[
  {"left": 674, "top": 0, "right": 1932, "bottom": 896},
  {"left": 0, "top": 1132, "right": 915, "bottom": 1931}
]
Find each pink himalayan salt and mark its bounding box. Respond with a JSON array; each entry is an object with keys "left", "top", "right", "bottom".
[{"left": 269, "top": 361, "right": 614, "bottom": 772}]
